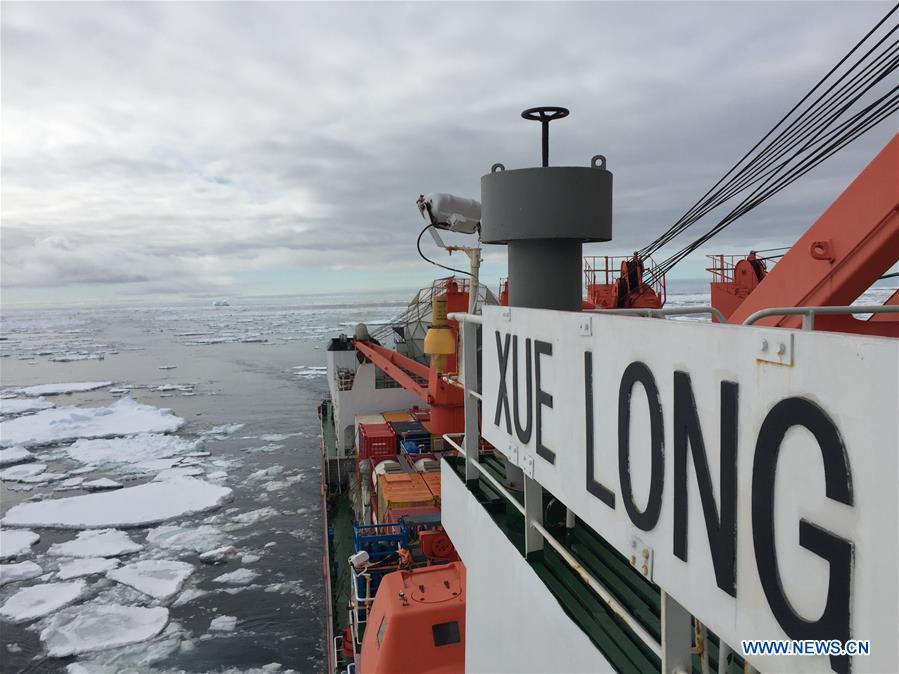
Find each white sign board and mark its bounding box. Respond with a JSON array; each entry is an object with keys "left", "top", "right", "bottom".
[{"left": 480, "top": 305, "right": 898, "bottom": 674}]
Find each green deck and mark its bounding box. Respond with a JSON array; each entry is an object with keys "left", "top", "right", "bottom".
[{"left": 444, "top": 455, "right": 745, "bottom": 674}]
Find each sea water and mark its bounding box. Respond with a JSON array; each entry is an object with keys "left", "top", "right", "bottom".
[{"left": 0, "top": 280, "right": 894, "bottom": 672}]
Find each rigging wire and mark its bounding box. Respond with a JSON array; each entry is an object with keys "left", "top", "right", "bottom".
[{"left": 634, "top": 3, "right": 899, "bottom": 272}]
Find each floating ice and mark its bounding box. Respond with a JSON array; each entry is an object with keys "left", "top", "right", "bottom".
[
  {"left": 107, "top": 560, "right": 193, "bottom": 599},
  {"left": 172, "top": 588, "right": 208, "bottom": 607},
  {"left": 241, "top": 443, "right": 284, "bottom": 454},
  {"left": 0, "top": 398, "right": 184, "bottom": 448},
  {"left": 57, "top": 477, "right": 85, "bottom": 489},
  {"left": 0, "top": 561, "right": 42, "bottom": 586},
  {"left": 57, "top": 557, "right": 120, "bottom": 580},
  {"left": 153, "top": 384, "right": 194, "bottom": 393},
  {"left": 0, "top": 463, "right": 47, "bottom": 481},
  {"left": 230, "top": 507, "right": 280, "bottom": 526},
  {"left": 241, "top": 554, "right": 261, "bottom": 564},
  {"left": 40, "top": 603, "right": 169, "bottom": 657},
  {"left": 64, "top": 433, "right": 201, "bottom": 468},
  {"left": 49, "top": 529, "right": 142, "bottom": 558},
  {"left": 154, "top": 466, "right": 204, "bottom": 481},
  {"left": 247, "top": 466, "right": 284, "bottom": 481},
  {"left": 146, "top": 524, "right": 228, "bottom": 553},
  {"left": 1, "top": 398, "right": 54, "bottom": 417},
  {"left": 15, "top": 382, "right": 113, "bottom": 397},
  {"left": 83, "top": 478, "right": 123, "bottom": 490},
  {"left": 292, "top": 366, "right": 326, "bottom": 379},
  {"left": 21, "top": 471, "right": 68, "bottom": 484},
  {"left": 0, "top": 446, "right": 34, "bottom": 466},
  {"left": 212, "top": 568, "right": 259, "bottom": 585},
  {"left": 158, "top": 365, "right": 177, "bottom": 370},
  {"left": 199, "top": 545, "right": 236, "bottom": 564},
  {"left": 49, "top": 353, "right": 105, "bottom": 363},
  {"left": 208, "top": 615, "right": 237, "bottom": 631},
  {"left": 0, "top": 529, "right": 40, "bottom": 559},
  {"left": 202, "top": 423, "right": 245, "bottom": 436},
  {"left": 2, "top": 477, "right": 232, "bottom": 529},
  {"left": 0, "top": 580, "right": 87, "bottom": 623}
]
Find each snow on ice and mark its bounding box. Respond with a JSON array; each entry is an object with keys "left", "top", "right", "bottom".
[
  {"left": 14, "top": 382, "right": 113, "bottom": 397},
  {"left": 1, "top": 398, "right": 54, "bottom": 416},
  {"left": 64, "top": 433, "right": 201, "bottom": 468},
  {"left": 107, "top": 560, "right": 193, "bottom": 599},
  {"left": 230, "top": 507, "right": 280, "bottom": 526},
  {"left": 208, "top": 615, "right": 238, "bottom": 631},
  {"left": 0, "top": 580, "right": 87, "bottom": 623},
  {"left": 146, "top": 524, "right": 229, "bottom": 553},
  {"left": 198, "top": 545, "right": 237, "bottom": 564},
  {"left": 0, "top": 561, "right": 42, "bottom": 586},
  {"left": 2, "top": 477, "right": 232, "bottom": 529},
  {"left": 154, "top": 466, "right": 204, "bottom": 481},
  {"left": 40, "top": 604, "right": 169, "bottom": 657},
  {"left": 0, "top": 446, "right": 34, "bottom": 466},
  {"left": 0, "top": 463, "right": 47, "bottom": 481},
  {"left": 82, "top": 478, "right": 123, "bottom": 490},
  {"left": 48, "top": 529, "right": 143, "bottom": 558},
  {"left": 0, "top": 398, "right": 184, "bottom": 448},
  {"left": 57, "top": 558, "right": 120, "bottom": 580},
  {"left": 0, "top": 529, "right": 40, "bottom": 559},
  {"left": 212, "top": 568, "right": 259, "bottom": 585}
]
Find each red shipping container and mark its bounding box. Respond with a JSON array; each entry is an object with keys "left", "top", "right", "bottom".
[{"left": 358, "top": 422, "right": 397, "bottom": 460}]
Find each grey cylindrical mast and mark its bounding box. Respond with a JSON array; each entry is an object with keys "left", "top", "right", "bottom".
[{"left": 480, "top": 107, "right": 613, "bottom": 311}]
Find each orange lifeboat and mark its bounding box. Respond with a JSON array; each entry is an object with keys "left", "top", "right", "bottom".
[{"left": 359, "top": 562, "right": 465, "bottom": 674}]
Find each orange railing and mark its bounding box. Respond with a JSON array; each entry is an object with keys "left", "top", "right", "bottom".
[{"left": 584, "top": 256, "right": 667, "bottom": 306}]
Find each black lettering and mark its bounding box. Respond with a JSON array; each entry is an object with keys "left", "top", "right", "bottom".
[
  {"left": 673, "top": 372, "right": 738, "bottom": 597},
  {"left": 618, "top": 361, "right": 664, "bottom": 531},
  {"left": 585, "top": 351, "right": 615, "bottom": 508},
  {"left": 752, "top": 397, "right": 853, "bottom": 674},
  {"left": 534, "top": 340, "right": 554, "bottom": 464},
  {"left": 493, "top": 331, "right": 512, "bottom": 434},
  {"left": 512, "top": 337, "right": 533, "bottom": 444}
]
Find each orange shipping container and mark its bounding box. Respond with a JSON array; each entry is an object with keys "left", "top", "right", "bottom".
[
  {"left": 420, "top": 471, "right": 442, "bottom": 504},
  {"left": 377, "top": 472, "right": 435, "bottom": 522}
]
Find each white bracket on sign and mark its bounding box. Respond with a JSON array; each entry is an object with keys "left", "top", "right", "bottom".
[
  {"left": 501, "top": 307, "right": 511, "bottom": 322},
  {"left": 522, "top": 454, "right": 535, "bottom": 478},
  {"left": 506, "top": 443, "right": 520, "bottom": 467},
  {"left": 756, "top": 330, "right": 794, "bottom": 366},
  {"left": 578, "top": 316, "right": 592, "bottom": 337},
  {"left": 629, "top": 536, "right": 654, "bottom": 581}
]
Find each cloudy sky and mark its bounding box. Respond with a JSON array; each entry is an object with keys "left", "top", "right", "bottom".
[{"left": 1, "top": 1, "right": 895, "bottom": 305}]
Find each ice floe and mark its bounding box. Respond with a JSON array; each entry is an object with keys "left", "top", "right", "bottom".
[
  {"left": 64, "top": 432, "right": 201, "bottom": 468},
  {"left": 209, "top": 614, "right": 238, "bottom": 631},
  {"left": 202, "top": 423, "right": 245, "bottom": 436},
  {"left": 15, "top": 382, "right": 113, "bottom": 397},
  {"left": 212, "top": 568, "right": 259, "bottom": 585},
  {"left": 0, "top": 529, "right": 40, "bottom": 559},
  {"left": 172, "top": 588, "right": 208, "bottom": 606},
  {"left": 0, "top": 446, "right": 34, "bottom": 466},
  {"left": 199, "top": 545, "right": 237, "bottom": 564},
  {"left": 154, "top": 466, "right": 205, "bottom": 480},
  {"left": 83, "top": 478, "right": 123, "bottom": 490},
  {"left": 1, "top": 398, "right": 54, "bottom": 416},
  {"left": 2, "top": 477, "right": 232, "bottom": 529},
  {"left": 0, "top": 561, "right": 42, "bottom": 586},
  {"left": 0, "top": 398, "right": 184, "bottom": 448},
  {"left": 292, "top": 366, "right": 326, "bottom": 379},
  {"left": 230, "top": 507, "right": 280, "bottom": 526},
  {"left": 48, "top": 529, "right": 142, "bottom": 558},
  {"left": 0, "top": 580, "right": 87, "bottom": 623},
  {"left": 146, "top": 524, "right": 228, "bottom": 553},
  {"left": 57, "top": 557, "right": 120, "bottom": 580},
  {"left": 0, "top": 463, "right": 47, "bottom": 481},
  {"left": 107, "top": 560, "right": 193, "bottom": 599},
  {"left": 40, "top": 603, "right": 169, "bottom": 657}
]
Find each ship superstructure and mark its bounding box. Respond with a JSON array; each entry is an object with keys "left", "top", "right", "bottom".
[{"left": 318, "top": 11, "right": 898, "bottom": 673}]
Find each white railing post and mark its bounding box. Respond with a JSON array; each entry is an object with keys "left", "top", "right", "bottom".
[
  {"left": 661, "top": 591, "right": 693, "bottom": 674},
  {"left": 461, "top": 319, "right": 480, "bottom": 483}
]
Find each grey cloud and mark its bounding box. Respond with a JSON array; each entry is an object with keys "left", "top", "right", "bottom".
[{"left": 1, "top": 1, "right": 894, "bottom": 299}]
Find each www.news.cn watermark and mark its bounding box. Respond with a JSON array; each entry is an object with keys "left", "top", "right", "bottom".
[{"left": 741, "top": 640, "right": 871, "bottom": 657}]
